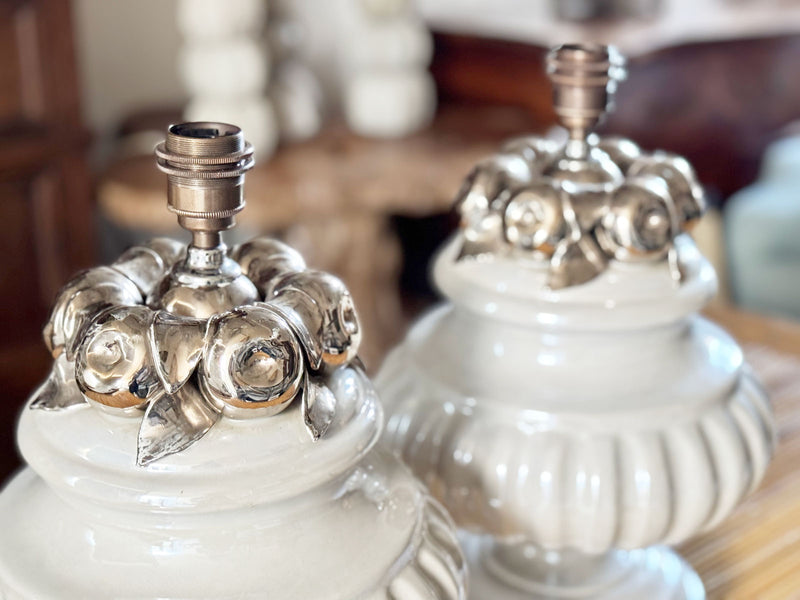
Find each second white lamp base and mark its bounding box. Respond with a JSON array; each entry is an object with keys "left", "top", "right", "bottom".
[{"left": 461, "top": 534, "right": 705, "bottom": 600}]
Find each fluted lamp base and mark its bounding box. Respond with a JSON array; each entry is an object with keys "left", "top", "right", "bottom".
[{"left": 462, "top": 534, "right": 704, "bottom": 600}]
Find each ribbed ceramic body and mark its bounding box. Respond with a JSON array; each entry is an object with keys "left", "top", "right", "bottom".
[
  {"left": 376, "top": 234, "right": 775, "bottom": 597},
  {"left": 0, "top": 366, "right": 466, "bottom": 600}
]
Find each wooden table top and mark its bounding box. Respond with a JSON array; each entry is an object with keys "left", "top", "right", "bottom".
[{"left": 683, "top": 305, "right": 800, "bottom": 600}]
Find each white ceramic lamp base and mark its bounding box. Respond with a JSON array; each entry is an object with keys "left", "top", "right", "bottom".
[
  {"left": 462, "top": 535, "right": 704, "bottom": 600},
  {"left": 377, "top": 44, "right": 775, "bottom": 600},
  {"left": 0, "top": 122, "right": 468, "bottom": 599},
  {"left": 0, "top": 368, "right": 466, "bottom": 599},
  {"left": 377, "top": 238, "right": 775, "bottom": 600}
]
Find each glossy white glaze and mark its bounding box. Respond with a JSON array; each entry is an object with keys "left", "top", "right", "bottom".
[
  {"left": 377, "top": 234, "right": 776, "bottom": 598},
  {"left": 0, "top": 367, "right": 466, "bottom": 599}
]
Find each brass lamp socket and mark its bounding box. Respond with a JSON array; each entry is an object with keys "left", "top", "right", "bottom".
[
  {"left": 155, "top": 122, "right": 255, "bottom": 249},
  {"left": 546, "top": 44, "right": 626, "bottom": 141}
]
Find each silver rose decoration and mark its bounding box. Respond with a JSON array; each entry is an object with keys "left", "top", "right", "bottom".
[
  {"left": 455, "top": 135, "right": 705, "bottom": 289},
  {"left": 29, "top": 237, "right": 363, "bottom": 466}
]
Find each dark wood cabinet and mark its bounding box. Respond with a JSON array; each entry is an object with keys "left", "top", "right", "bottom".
[{"left": 0, "top": 0, "right": 94, "bottom": 482}]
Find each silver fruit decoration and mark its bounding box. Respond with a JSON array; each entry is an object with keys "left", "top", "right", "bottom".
[
  {"left": 112, "top": 238, "right": 186, "bottom": 296},
  {"left": 270, "top": 270, "right": 362, "bottom": 371},
  {"left": 456, "top": 44, "right": 706, "bottom": 288},
  {"left": 201, "top": 305, "right": 303, "bottom": 417},
  {"left": 628, "top": 151, "right": 704, "bottom": 229},
  {"left": 597, "top": 175, "right": 677, "bottom": 260},
  {"left": 43, "top": 266, "right": 142, "bottom": 360},
  {"left": 231, "top": 237, "right": 306, "bottom": 297},
  {"left": 76, "top": 305, "right": 160, "bottom": 410},
  {"left": 28, "top": 122, "right": 364, "bottom": 465},
  {"left": 503, "top": 182, "right": 565, "bottom": 254}
]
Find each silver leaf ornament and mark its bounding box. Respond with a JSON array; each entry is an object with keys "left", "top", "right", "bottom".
[
  {"left": 137, "top": 380, "right": 221, "bottom": 466},
  {"left": 149, "top": 311, "right": 208, "bottom": 395}
]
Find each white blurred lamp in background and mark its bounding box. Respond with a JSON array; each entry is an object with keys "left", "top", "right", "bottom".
[
  {"left": 177, "top": 0, "right": 326, "bottom": 155},
  {"left": 178, "top": 0, "right": 279, "bottom": 155},
  {"left": 177, "top": 0, "right": 435, "bottom": 146},
  {"left": 267, "top": 0, "right": 325, "bottom": 142},
  {"left": 339, "top": 0, "right": 437, "bottom": 138}
]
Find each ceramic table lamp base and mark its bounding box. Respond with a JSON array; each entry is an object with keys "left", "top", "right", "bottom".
[
  {"left": 0, "top": 122, "right": 467, "bottom": 599},
  {"left": 376, "top": 44, "right": 775, "bottom": 600},
  {"left": 0, "top": 375, "right": 463, "bottom": 599},
  {"left": 378, "top": 239, "right": 773, "bottom": 600}
]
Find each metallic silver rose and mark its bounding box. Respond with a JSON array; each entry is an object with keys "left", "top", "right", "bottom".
[
  {"left": 43, "top": 267, "right": 143, "bottom": 360},
  {"left": 200, "top": 305, "right": 303, "bottom": 417},
  {"left": 230, "top": 237, "right": 306, "bottom": 297},
  {"left": 500, "top": 135, "right": 558, "bottom": 174},
  {"left": 269, "top": 270, "right": 361, "bottom": 371},
  {"left": 628, "top": 151, "right": 705, "bottom": 230},
  {"left": 504, "top": 182, "right": 566, "bottom": 255},
  {"left": 455, "top": 152, "right": 535, "bottom": 257},
  {"left": 145, "top": 237, "right": 187, "bottom": 267},
  {"left": 597, "top": 175, "right": 677, "bottom": 260},
  {"left": 594, "top": 136, "right": 641, "bottom": 174},
  {"left": 112, "top": 238, "right": 185, "bottom": 297},
  {"left": 455, "top": 153, "right": 534, "bottom": 218},
  {"left": 75, "top": 305, "right": 159, "bottom": 411}
]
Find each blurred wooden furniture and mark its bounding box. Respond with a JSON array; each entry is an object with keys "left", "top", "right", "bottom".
[{"left": 0, "top": 0, "right": 94, "bottom": 482}]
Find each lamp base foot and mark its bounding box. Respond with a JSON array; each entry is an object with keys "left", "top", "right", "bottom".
[{"left": 462, "top": 533, "right": 705, "bottom": 600}]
